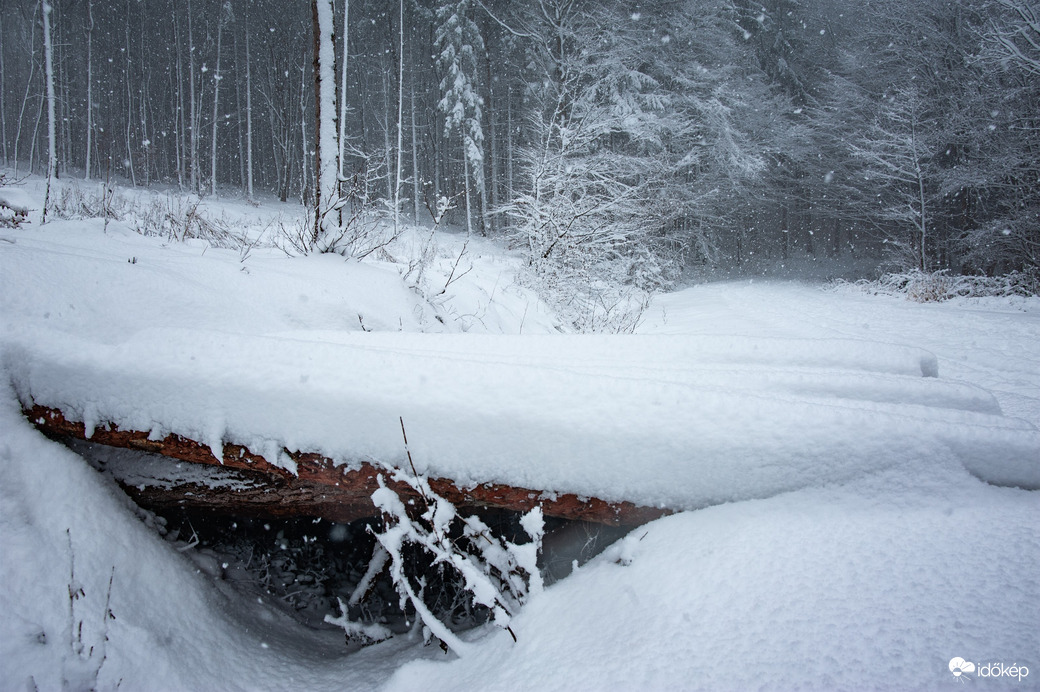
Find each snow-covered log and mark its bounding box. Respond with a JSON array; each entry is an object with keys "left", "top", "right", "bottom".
[{"left": 25, "top": 404, "right": 668, "bottom": 527}]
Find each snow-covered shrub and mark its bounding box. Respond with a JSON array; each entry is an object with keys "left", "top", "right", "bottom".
[
  {"left": 132, "top": 195, "right": 250, "bottom": 250},
  {"left": 316, "top": 174, "right": 401, "bottom": 259},
  {"left": 279, "top": 172, "right": 401, "bottom": 260},
  {"left": 46, "top": 183, "right": 259, "bottom": 253},
  {"left": 345, "top": 421, "right": 543, "bottom": 656},
  {"left": 834, "top": 269, "right": 1040, "bottom": 301},
  {"left": 902, "top": 271, "right": 956, "bottom": 302},
  {"left": 0, "top": 174, "right": 33, "bottom": 227},
  {"left": 50, "top": 183, "right": 127, "bottom": 222},
  {"left": 516, "top": 256, "right": 654, "bottom": 333}
]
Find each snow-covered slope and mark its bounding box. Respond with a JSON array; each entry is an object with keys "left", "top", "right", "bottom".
[
  {"left": 386, "top": 466, "right": 1040, "bottom": 691},
  {"left": 1, "top": 181, "right": 1038, "bottom": 690},
  {"left": 4, "top": 224, "right": 1037, "bottom": 509}
]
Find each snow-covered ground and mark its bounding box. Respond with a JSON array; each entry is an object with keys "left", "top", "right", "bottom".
[{"left": 1, "top": 177, "right": 1038, "bottom": 690}]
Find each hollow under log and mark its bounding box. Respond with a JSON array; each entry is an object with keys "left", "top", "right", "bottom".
[{"left": 24, "top": 404, "right": 669, "bottom": 527}]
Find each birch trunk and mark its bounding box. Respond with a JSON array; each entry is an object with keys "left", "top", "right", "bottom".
[
  {"left": 124, "top": 1, "right": 136, "bottom": 187},
  {"left": 174, "top": 4, "right": 185, "bottom": 188},
  {"left": 300, "top": 53, "right": 308, "bottom": 207},
  {"left": 41, "top": 0, "right": 56, "bottom": 223},
  {"left": 244, "top": 27, "right": 253, "bottom": 199},
  {"left": 311, "top": 0, "right": 339, "bottom": 245},
  {"left": 12, "top": 2, "right": 39, "bottom": 176}
]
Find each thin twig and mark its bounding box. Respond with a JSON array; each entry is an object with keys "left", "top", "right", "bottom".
[{"left": 399, "top": 417, "right": 431, "bottom": 509}]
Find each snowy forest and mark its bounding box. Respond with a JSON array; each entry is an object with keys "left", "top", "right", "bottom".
[
  {"left": 2, "top": 0, "right": 1038, "bottom": 295},
  {"left": 3, "top": 1, "right": 1040, "bottom": 688}
]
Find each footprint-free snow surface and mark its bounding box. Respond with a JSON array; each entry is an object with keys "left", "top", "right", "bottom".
[
  {"left": 2, "top": 226, "right": 1038, "bottom": 508},
  {"left": 1, "top": 207, "right": 1039, "bottom": 690},
  {"left": 4, "top": 328, "right": 1039, "bottom": 509}
]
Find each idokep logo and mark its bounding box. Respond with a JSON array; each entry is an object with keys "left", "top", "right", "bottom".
[
  {"left": 950, "top": 658, "right": 976, "bottom": 679},
  {"left": 949, "top": 657, "right": 1030, "bottom": 683}
]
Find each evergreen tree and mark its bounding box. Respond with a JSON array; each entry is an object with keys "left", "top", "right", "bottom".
[{"left": 435, "top": 0, "right": 488, "bottom": 235}]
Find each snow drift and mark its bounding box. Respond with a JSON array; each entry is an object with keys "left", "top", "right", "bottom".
[{"left": 5, "top": 326, "right": 1038, "bottom": 512}]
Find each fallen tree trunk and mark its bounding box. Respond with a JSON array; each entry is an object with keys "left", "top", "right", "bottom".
[{"left": 25, "top": 404, "right": 668, "bottom": 527}]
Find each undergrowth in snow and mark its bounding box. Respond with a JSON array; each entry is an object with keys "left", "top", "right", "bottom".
[{"left": 833, "top": 268, "right": 1040, "bottom": 302}]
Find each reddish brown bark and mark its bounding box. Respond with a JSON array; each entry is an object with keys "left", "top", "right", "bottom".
[{"left": 25, "top": 404, "right": 669, "bottom": 527}]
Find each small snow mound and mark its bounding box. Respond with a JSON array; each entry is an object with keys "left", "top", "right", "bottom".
[{"left": 0, "top": 186, "right": 33, "bottom": 214}]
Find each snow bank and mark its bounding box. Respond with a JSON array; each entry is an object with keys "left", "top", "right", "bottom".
[
  {"left": 6, "top": 223, "right": 1035, "bottom": 510},
  {"left": 5, "top": 326, "right": 1038, "bottom": 510},
  {"left": 6, "top": 376, "right": 1036, "bottom": 691},
  {"left": 0, "top": 382, "right": 426, "bottom": 690},
  {"left": 385, "top": 465, "right": 1040, "bottom": 691},
  {"left": 0, "top": 222, "right": 558, "bottom": 340}
]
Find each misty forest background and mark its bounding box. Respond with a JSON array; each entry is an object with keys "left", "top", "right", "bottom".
[{"left": 2, "top": 0, "right": 1038, "bottom": 305}]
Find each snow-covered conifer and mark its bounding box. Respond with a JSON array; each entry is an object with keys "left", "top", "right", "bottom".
[{"left": 435, "top": 0, "right": 488, "bottom": 235}]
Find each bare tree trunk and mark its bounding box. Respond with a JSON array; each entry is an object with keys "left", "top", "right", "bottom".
[
  {"left": 487, "top": 61, "right": 498, "bottom": 230},
  {"left": 299, "top": 49, "right": 309, "bottom": 207},
  {"left": 463, "top": 150, "right": 473, "bottom": 235},
  {"left": 187, "top": 0, "right": 198, "bottom": 193},
  {"left": 506, "top": 89, "right": 513, "bottom": 205},
  {"left": 56, "top": 13, "right": 69, "bottom": 175},
  {"left": 13, "top": 3, "right": 40, "bottom": 177},
  {"left": 41, "top": 0, "right": 56, "bottom": 223},
  {"left": 311, "top": 0, "right": 340, "bottom": 245},
  {"left": 29, "top": 96, "right": 43, "bottom": 174},
  {"left": 411, "top": 80, "right": 420, "bottom": 223},
  {"left": 476, "top": 142, "right": 489, "bottom": 236},
  {"left": 210, "top": 3, "right": 225, "bottom": 197},
  {"left": 84, "top": 0, "right": 93, "bottom": 180},
  {"left": 173, "top": 3, "right": 185, "bottom": 188},
  {"left": 911, "top": 118, "right": 927, "bottom": 272},
  {"left": 433, "top": 101, "right": 441, "bottom": 200},
  {"left": 244, "top": 22, "right": 253, "bottom": 198},
  {"left": 337, "top": 0, "right": 350, "bottom": 180},
  {"left": 233, "top": 29, "right": 245, "bottom": 190},
  {"left": 124, "top": 0, "right": 136, "bottom": 187},
  {"left": 139, "top": 69, "right": 151, "bottom": 186},
  {"left": 393, "top": 0, "right": 404, "bottom": 234},
  {"left": 381, "top": 66, "right": 393, "bottom": 205},
  {"left": 0, "top": 13, "right": 7, "bottom": 166}
]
